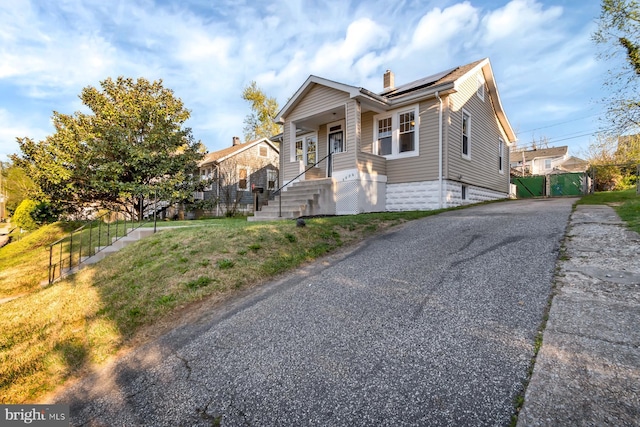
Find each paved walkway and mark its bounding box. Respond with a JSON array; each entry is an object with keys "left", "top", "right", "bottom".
[{"left": 518, "top": 205, "right": 640, "bottom": 426}]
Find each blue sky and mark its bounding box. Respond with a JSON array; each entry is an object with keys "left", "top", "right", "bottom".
[{"left": 0, "top": 0, "right": 614, "bottom": 162}]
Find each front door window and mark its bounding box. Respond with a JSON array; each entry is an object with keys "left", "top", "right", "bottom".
[{"left": 328, "top": 123, "right": 344, "bottom": 154}]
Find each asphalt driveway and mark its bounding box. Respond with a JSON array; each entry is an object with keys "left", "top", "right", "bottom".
[{"left": 54, "top": 198, "right": 575, "bottom": 426}]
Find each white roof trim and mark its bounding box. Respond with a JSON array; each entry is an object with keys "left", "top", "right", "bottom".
[{"left": 276, "top": 76, "right": 363, "bottom": 123}]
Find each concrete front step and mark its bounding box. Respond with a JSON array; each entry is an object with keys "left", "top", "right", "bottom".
[
  {"left": 251, "top": 179, "right": 334, "bottom": 221},
  {"left": 260, "top": 201, "right": 314, "bottom": 211}
]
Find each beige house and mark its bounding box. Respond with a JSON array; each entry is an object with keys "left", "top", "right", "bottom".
[
  {"left": 510, "top": 146, "right": 589, "bottom": 175},
  {"left": 252, "top": 58, "right": 516, "bottom": 220},
  {"left": 197, "top": 137, "right": 279, "bottom": 216}
]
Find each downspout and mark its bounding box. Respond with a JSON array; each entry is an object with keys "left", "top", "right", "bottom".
[{"left": 436, "top": 91, "right": 443, "bottom": 209}]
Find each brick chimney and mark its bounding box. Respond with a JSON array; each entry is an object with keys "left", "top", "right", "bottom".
[
  {"left": 232, "top": 136, "right": 241, "bottom": 146},
  {"left": 383, "top": 70, "right": 394, "bottom": 91}
]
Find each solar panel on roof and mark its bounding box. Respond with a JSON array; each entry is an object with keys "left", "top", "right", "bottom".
[{"left": 382, "top": 67, "right": 456, "bottom": 96}]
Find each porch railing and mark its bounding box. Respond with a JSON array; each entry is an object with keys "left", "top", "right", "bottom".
[{"left": 272, "top": 152, "right": 332, "bottom": 218}]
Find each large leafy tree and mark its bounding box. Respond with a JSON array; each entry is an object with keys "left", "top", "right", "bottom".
[
  {"left": 593, "top": 0, "right": 640, "bottom": 131},
  {"left": 242, "top": 81, "right": 281, "bottom": 142},
  {"left": 12, "top": 77, "right": 205, "bottom": 219}
]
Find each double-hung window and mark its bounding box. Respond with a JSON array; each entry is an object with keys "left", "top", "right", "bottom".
[
  {"left": 267, "top": 169, "right": 277, "bottom": 190},
  {"left": 237, "top": 167, "right": 249, "bottom": 190},
  {"left": 498, "top": 138, "right": 504, "bottom": 173},
  {"left": 399, "top": 111, "right": 415, "bottom": 153},
  {"left": 373, "top": 105, "right": 419, "bottom": 159},
  {"left": 377, "top": 117, "right": 392, "bottom": 156},
  {"left": 462, "top": 111, "right": 471, "bottom": 159}
]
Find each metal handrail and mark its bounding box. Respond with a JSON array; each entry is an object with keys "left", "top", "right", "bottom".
[
  {"left": 47, "top": 199, "right": 160, "bottom": 285},
  {"left": 272, "top": 152, "right": 332, "bottom": 217}
]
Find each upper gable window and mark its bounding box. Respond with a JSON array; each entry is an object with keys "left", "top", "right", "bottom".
[
  {"left": 259, "top": 144, "right": 268, "bottom": 157},
  {"left": 373, "top": 105, "right": 419, "bottom": 159},
  {"left": 462, "top": 110, "right": 471, "bottom": 159},
  {"left": 477, "top": 74, "right": 485, "bottom": 101}
]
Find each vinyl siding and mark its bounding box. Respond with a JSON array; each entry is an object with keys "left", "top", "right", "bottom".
[
  {"left": 333, "top": 100, "right": 357, "bottom": 171},
  {"left": 318, "top": 124, "right": 328, "bottom": 166},
  {"left": 288, "top": 85, "right": 350, "bottom": 121},
  {"left": 446, "top": 71, "right": 510, "bottom": 193},
  {"left": 358, "top": 110, "right": 386, "bottom": 177},
  {"left": 386, "top": 100, "right": 440, "bottom": 184},
  {"left": 358, "top": 152, "right": 386, "bottom": 176},
  {"left": 361, "top": 111, "right": 374, "bottom": 153},
  {"left": 281, "top": 121, "right": 299, "bottom": 184}
]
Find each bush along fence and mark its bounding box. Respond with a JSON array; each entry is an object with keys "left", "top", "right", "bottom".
[{"left": 47, "top": 205, "right": 159, "bottom": 285}]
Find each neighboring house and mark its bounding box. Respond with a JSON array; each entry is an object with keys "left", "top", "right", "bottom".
[
  {"left": 509, "top": 146, "right": 588, "bottom": 175},
  {"left": 558, "top": 156, "right": 590, "bottom": 173},
  {"left": 197, "top": 137, "right": 279, "bottom": 216},
  {"left": 252, "top": 57, "right": 516, "bottom": 220}
]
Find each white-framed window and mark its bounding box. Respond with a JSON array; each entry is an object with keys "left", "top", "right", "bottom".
[
  {"left": 294, "top": 134, "right": 317, "bottom": 165},
  {"left": 462, "top": 184, "right": 468, "bottom": 200},
  {"left": 295, "top": 139, "right": 303, "bottom": 162},
  {"left": 544, "top": 159, "right": 552, "bottom": 170},
  {"left": 373, "top": 104, "right": 419, "bottom": 159},
  {"left": 399, "top": 111, "right": 416, "bottom": 153},
  {"left": 477, "top": 74, "right": 485, "bottom": 101},
  {"left": 498, "top": 138, "right": 504, "bottom": 174},
  {"left": 267, "top": 169, "right": 277, "bottom": 190},
  {"left": 259, "top": 144, "right": 268, "bottom": 157},
  {"left": 237, "top": 166, "right": 249, "bottom": 190},
  {"left": 377, "top": 117, "right": 392, "bottom": 156},
  {"left": 327, "top": 120, "right": 345, "bottom": 154},
  {"left": 462, "top": 110, "right": 471, "bottom": 159}
]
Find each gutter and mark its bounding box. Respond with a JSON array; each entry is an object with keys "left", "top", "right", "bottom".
[
  {"left": 387, "top": 83, "right": 455, "bottom": 108},
  {"left": 436, "top": 91, "right": 443, "bottom": 209}
]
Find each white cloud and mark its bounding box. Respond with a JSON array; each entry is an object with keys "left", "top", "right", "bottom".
[
  {"left": 308, "top": 18, "right": 390, "bottom": 80},
  {"left": 411, "top": 2, "right": 479, "bottom": 52},
  {"left": 480, "top": 0, "right": 563, "bottom": 46}
]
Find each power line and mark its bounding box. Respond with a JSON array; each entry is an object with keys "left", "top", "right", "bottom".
[{"left": 516, "top": 113, "right": 603, "bottom": 136}]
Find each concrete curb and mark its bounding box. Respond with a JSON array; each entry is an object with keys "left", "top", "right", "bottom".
[{"left": 517, "top": 205, "right": 640, "bottom": 426}]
